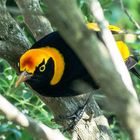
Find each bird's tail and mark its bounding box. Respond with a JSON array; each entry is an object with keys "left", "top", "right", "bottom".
[{"left": 130, "top": 67, "right": 140, "bottom": 80}]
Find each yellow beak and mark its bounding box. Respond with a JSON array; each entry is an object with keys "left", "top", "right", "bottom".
[{"left": 15, "top": 71, "right": 32, "bottom": 88}]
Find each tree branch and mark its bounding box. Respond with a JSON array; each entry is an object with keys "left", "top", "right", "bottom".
[
  {"left": 0, "top": 1, "right": 68, "bottom": 139},
  {"left": 89, "top": 0, "right": 137, "bottom": 99},
  {"left": 0, "top": 0, "right": 29, "bottom": 70},
  {"left": 120, "top": 0, "right": 140, "bottom": 30},
  {"left": 15, "top": 0, "right": 53, "bottom": 40},
  {"left": 0, "top": 95, "right": 68, "bottom": 140},
  {"left": 0, "top": 0, "right": 115, "bottom": 139},
  {"left": 44, "top": 0, "right": 140, "bottom": 139},
  {"left": 11, "top": 0, "right": 116, "bottom": 140}
]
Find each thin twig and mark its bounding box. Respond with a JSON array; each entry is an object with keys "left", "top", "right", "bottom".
[{"left": 120, "top": 0, "right": 140, "bottom": 30}]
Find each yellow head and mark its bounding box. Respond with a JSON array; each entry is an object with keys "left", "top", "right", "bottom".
[
  {"left": 19, "top": 49, "right": 50, "bottom": 74},
  {"left": 16, "top": 47, "right": 65, "bottom": 87}
]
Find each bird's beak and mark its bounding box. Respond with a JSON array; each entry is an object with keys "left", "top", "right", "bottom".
[{"left": 15, "top": 71, "right": 32, "bottom": 88}]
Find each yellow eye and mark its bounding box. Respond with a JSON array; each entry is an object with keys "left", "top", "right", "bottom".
[{"left": 39, "top": 64, "right": 46, "bottom": 72}]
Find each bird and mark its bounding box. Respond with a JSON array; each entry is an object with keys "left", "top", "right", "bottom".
[
  {"left": 15, "top": 23, "right": 140, "bottom": 97},
  {"left": 16, "top": 31, "right": 99, "bottom": 97}
]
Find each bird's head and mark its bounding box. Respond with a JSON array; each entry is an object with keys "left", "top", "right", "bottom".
[{"left": 15, "top": 47, "right": 65, "bottom": 87}]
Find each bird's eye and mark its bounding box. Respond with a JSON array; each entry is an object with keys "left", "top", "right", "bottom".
[{"left": 39, "top": 64, "right": 46, "bottom": 72}]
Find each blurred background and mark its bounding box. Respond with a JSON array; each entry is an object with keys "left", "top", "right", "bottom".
[{"left": 0, "top": 0, "right": 140, "bottom": 139}]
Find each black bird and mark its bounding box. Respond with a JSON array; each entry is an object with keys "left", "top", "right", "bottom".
[{"left": 15, "top": 24, "right": 140, "bottom": 97}]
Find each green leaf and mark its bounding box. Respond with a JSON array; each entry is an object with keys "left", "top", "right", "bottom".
[{"left": 16, "top": 15, "right": 24, "bottom": 23}]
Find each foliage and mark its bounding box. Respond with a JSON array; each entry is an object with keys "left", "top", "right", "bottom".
[
  {"left": 1, "top": 0, "right": 140, "bottom": 139},
  {"left": 0, "top": 59, "right": 57, "bottom": 140}
]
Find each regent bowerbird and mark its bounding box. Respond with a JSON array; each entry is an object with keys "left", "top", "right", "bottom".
[
  {"left": 15, "top": 23, "right": 140, "bottom": 131},
  {"left": 15, "top": 23, "right": 140, "bottom": 97}
]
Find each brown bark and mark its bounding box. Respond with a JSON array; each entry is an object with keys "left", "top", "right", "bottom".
[
  {"left": 0, "top": 0, "right": 29, "bottom": 70},
  {"left": 15, "top": 0, "right": 53, "bottom": 40}
]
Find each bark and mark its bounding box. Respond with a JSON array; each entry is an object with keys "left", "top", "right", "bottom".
[
  {"left": 44, "top": 0, "right": 140, "bottom": 139},
  {"left": 15, "top": 0, "right": 53, "bottom": 40},
  {"left": 0, "top": 0, "right": 29, "bottom": 70},
  {"left": 15, "top": 0, "right": 115, "bottom": 139},
  {"left": 0, "top": 0, "right": 115, "bottom": 140}
]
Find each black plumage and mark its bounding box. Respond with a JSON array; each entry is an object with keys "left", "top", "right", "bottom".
[
  {"left": 17, "top": 31, "right": 140, "bottom": 97},
  {"left": 26, "top": 31, "right": 99, "bottom": 97}
]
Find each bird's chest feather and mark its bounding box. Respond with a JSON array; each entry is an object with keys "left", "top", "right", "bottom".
[
  {"left": 26, "top": 53, "right": 89, "bottom": 97},
  {"left": 24, "top": 31, "right": 98, "bottom": 97}
]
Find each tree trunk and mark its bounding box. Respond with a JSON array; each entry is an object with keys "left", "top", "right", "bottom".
[{"left": 0, "top": 0, "right": 116, "bottom": 139}]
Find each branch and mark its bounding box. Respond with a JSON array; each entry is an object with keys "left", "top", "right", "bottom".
[
  {"left": 0, "top": 1, "right": 68, "bottom": 139},
  {"left": 119, "top": 0, "right": 140, "bottom": 39},
  {"left": 44, "top": 0, "right": 140, "bottom": 139},
  {"left": 13, "top": 0, "right": 115, "bottom": 139},
  {"left": 89, "top": 0, "right": 137, "bottom": 99},
  {"left": 0, "top": 0, "right": 29, "bottom": 70},
  {"left": 0, "top": 0, "right": 115, "bottom": 139},
  {"left": 120, "top": 0, "right": 140, "bottom": 30},
  {"left": 0, "top": 95, "right": 68, "bottom": 140},
  {"left": 15, "top": 0, "right": 53, "bottom": 40}
]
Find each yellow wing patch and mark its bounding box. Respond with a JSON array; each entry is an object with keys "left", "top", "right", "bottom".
[
  {"left": 108, "top": 25, "right": 124, "bottom": 33},
  {"left": 87, "top": 22, "right": 100, "bottom": 31},
  {"left": 116, "top": 41, "right": 130, "bottom": 61},
  {"left": 87, "top": 22, "right": 124, "bottom": 33},
  {"left": 86, "top": 23, "right": 130, "bottom": 60}
]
